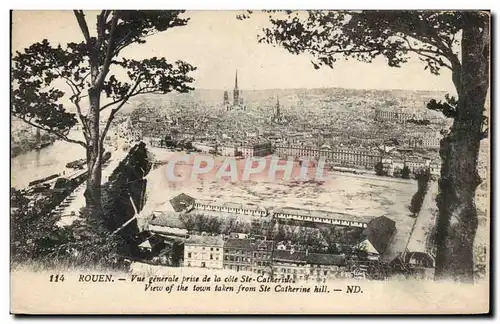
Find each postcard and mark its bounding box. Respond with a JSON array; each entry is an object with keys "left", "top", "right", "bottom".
[{"left": 10, "top": 10, "right": 490, "bottom": 314}]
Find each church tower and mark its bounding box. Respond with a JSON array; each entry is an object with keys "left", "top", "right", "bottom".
[
  {"left": 233, "top": 70, "right": 240, "bottom": 107},
  {"left": 275, "top": 95, "right": 281, "bottom": 118},
  {"left": 223, "top": 90, "right": 230, "bottom": 110}
]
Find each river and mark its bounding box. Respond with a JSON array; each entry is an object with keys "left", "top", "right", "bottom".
[{"left": 11, "top": 130, "right": 86, "bottom": 189}]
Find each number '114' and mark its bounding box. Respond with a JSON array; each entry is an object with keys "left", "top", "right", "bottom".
[{"left": 49, "top": 274, "right": 65, "bottom": 282}]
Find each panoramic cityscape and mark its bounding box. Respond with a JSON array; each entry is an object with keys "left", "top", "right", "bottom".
[
  {"left": 10, "top": 12, "right": 490, "bottom": 316},
  {"left": 11, "top": 67, "right": 489, "bottom": 283}
]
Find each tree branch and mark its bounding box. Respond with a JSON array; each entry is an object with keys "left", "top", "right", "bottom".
[
  {"left": 64, "top": 79, "right": 90, "bottom": 142},
  {"left": 17, "top": 116, "right": 87, "bottom": 148},
  {"left": 73, "top": 10, "right": 92, "bottom": 45},
  {"left": 99, "top": 76, "right": 143, "bottom": 150},
  {"left": 400, "top": 36, "right": 453, "bottom": 70},
  {"left": 302, "top": 43, "right": 448, "bottom": 65},
  {"left": 96, "top": 12, "right": 119, "bottom": 89},
  {"left": 99, "top": 98, "right": 123, "bottom": 112}
]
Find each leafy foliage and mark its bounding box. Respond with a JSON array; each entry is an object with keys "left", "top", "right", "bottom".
[
  {"left": 427, "top": 93, "right": 458, "bottom": 117},
  {"left": 247, "top": 11, "right": 473, "bottom": 73},
  {"left": 374, "top": 161, "right": 387, "bottom": 176},
  {"left": 241, "top": 10, "right": 488, "bottom": 121},
  {"left": 401, "top": 165, "right": 411, "bottom": 179},
  {"left": 12, "top": 10, "right": 197, "bottom": 218},
  {"left": 12, "top": 10, "right": 195, "bottom": 151},
  {"left": 409, "top": 169, "right": 432, "bottom": 215},
  {"left": 10, "top": 190, "right": 127, "bottom": 270}
]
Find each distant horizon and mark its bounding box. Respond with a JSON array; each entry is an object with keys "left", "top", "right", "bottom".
[{"left": 192, "top": 86, "right": 450, "bottom": 93}]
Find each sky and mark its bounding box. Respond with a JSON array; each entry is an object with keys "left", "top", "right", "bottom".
[{"left": 12, "top": 10, "right": 456, "bottom": 93}]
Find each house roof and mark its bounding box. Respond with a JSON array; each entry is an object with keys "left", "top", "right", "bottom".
[
  {"left": 169, "top": 193, "right": 195, "bottom": 212},
  {"left": 272, "top": 250, "right": 307, "bottom": 263},
  {"left": 405, "top": 251, "right": 435, "bottom": 268},
  {"left": 357, "top": 239, "right": 380, "bottom": 255},
  {"left": 149, "top": 225, "right": 188, "bottom": 237},
  {"left": 306, "top": 253, "right": 346, "bottom": 266},
  {"left": 273, "top": 206, "right": 375, "bottom": 224},
  {"left": 195, "top": 198, "right": 267, "bottom": 212},
  {"left": 256, "top": 240, "right": 274, "bottom": 251},
  {"left": 224, "top": 238, "right": 255, "bottom": 250},
  {"left": 138, "top": 240, "right": 152, "bottom": 249},
  {"left": 185, "top": 235, "right": 224, "bottom": 247}
]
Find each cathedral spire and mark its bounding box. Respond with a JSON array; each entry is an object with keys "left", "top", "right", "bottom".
[
  {"left": 235, "top": 69, "right": 238, "bottom": 90},
  {"left": 233, "top": 69, "right": 240, "bottom": 106},
  {"left": 276, "top": 95, "right": 280, "bottom": 117}
]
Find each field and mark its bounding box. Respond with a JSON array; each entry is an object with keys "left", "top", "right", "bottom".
[{"left": 142, "top": 149, "right": 419, "bottom": 261}]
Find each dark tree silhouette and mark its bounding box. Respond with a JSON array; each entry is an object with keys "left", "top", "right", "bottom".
[
  {"left": 401, "top": 165, "right": 411, "bottom": 179},
  {"left": 12, "top": 11, "right": 196, "bottom": 219},
  {"left": 374, "top": 161, "right": 386, "bottom": 176},
  {"left": 242, "top": 10, "right": 490, "bottom": 282}
]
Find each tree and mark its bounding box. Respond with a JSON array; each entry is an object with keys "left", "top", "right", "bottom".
[
  {"left": 12, "top": 11, "right": 196, "bottom": 219},
  {"left": 244, "top": 10, "right": 489, "bottom": 282},
  {"left": 179, "top": 213, "right": 197, "bottom": 232},
  {"left": 374, "top": 161, "right": 386, "bottom": 176},
  {"left": 409, "top": 169, "right": 432, "bottom": 216},
  {"left": 401, "top": 165, "right": 411, "bottom": 179}
]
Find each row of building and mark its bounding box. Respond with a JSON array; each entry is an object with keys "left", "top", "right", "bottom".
[
  {"left": 183, "top": 236, "right": 369, "bottom": 281},
  {"left": 374, "top": 109, "right": 443, "bottom": 124},
  {"left": 180, "top": 215, "right": 396, "bottom": 281},
  {"left": 191, "top": 198, "right": 375, "bottom": 228},
  {"left": 274, "top": 144, "right": 381, "bottom": 170},
  {"left": 273, "top": 144, "right": 440, "bottom": 176},
  {"left": 382, "top": 157, "right": 440, "bottom": 177},
  {"left": 192, "top": 140, "right": 272, "bottom": 158}
]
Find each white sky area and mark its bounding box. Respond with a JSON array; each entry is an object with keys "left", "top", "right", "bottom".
[{"left": 12, "top": 10, "right": 456, "bottom": 93}]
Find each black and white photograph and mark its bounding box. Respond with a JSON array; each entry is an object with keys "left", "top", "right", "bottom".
[{"left": 9, "top": 9, "right": 490, "bottom": 314}]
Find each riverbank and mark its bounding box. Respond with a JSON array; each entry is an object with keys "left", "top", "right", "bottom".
[{"left": 11, "top": 133, "right": 57, "bottom": 158}]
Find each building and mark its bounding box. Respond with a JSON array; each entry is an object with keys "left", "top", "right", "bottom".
[
  {"left": 223, "top": 238, "right": 254, "bottom": 272},
  {"left": 272, "top": 249, "right": 308, "bottom": 281},
  {"left": 184, "top": 235, "right": 224, "bottom": 269},
  {"left": 272, "top": 206, "right": 373, "bottom": 228},
  {"left": 222, "top": 238, "right": 274, "bottom": 274},
  {"left": 271, "top": 95, "right": 288, "bottom": 124},
  {"left": 224, "top": 70, "right": 246, "bottom": 111},
  {"left": 192, "top": 142, "right": 215, "bottom": 154},
  {"left": 356, "top": 239, "right": 381, "bottom": 261},
  {"left": 194, "top": 199, "right": 268, "bottom": 218},
  {"left": 252, "top": 240, "right": 274, "bottom": 275},
  {"left": 403, "top": 132, "right": 441, "bottom": 149},
  {"left": 219, "top": 144, "right": 236, "bottom": 157},
  {"left": 274, "top": 145, "right": 381, "bottom": 170},
  {"left": 147, "top": 212, "right": 189, "bottom": 238},
  {"left": 169, "top": 193, "right": 196, "bottom": 213},
  {"left": 429, "top": 161, "right": 440, "bottom": 178},
  {"left": 306, "top": 253, "right": 347, "bottom": 282},
  {"left": 390, "top": 251, "right": 435, "bottom": 280},
  {"left": 382, "top": 156, "right": 438, "bottom": 177},
  {"left": 375, "top": 109, "right": 425, "bottom": 123},
  {"left": 237, "top": 140, "right": 272, "bottom": 158}
]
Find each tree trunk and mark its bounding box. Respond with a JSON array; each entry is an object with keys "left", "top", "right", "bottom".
[
  {"left": 434, "top": 14, "right": 489, "bottom": 282},
  {"left": 84, "top": 88, "right": 103, "bottom": 219}
]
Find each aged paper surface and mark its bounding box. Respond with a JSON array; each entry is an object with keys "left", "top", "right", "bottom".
[{"left": 10, "top": 10, "right": 490, "bottom": 314}]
